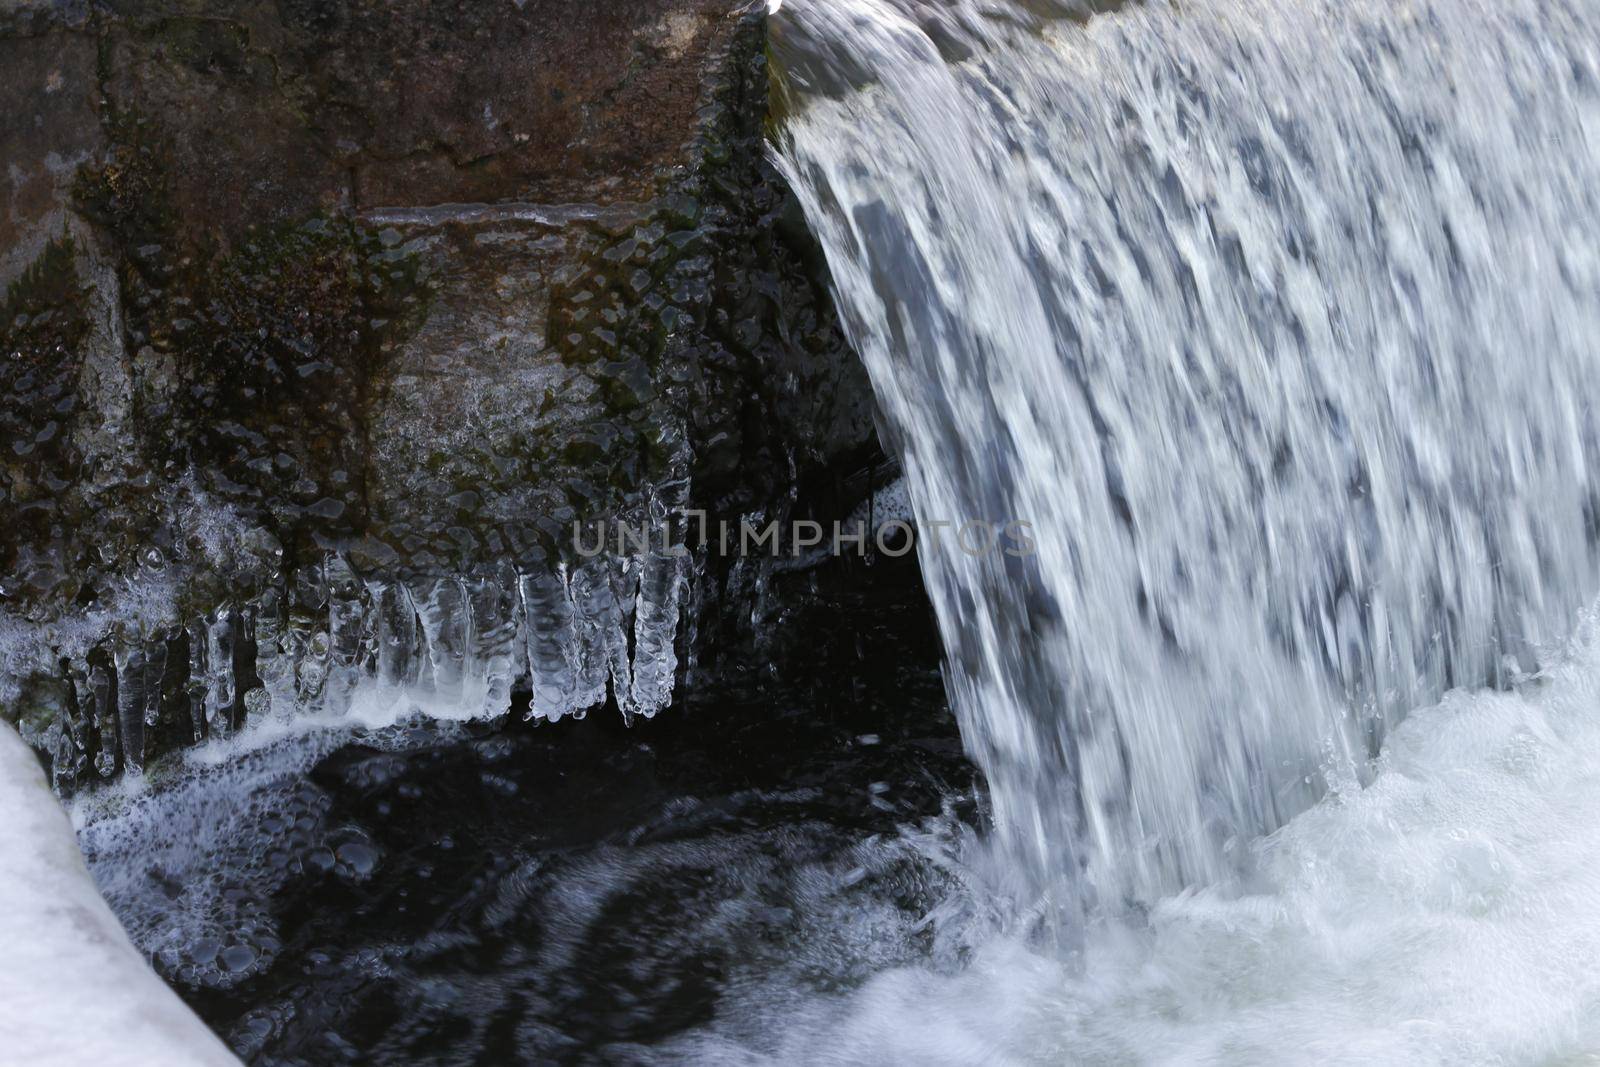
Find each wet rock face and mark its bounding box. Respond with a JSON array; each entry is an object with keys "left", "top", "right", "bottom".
[
  {"left": 0, "top": 1, "right": 880, "bottom": 787},
  {"left": 1, "top": 240, "right": 90, "bottom": 563}
]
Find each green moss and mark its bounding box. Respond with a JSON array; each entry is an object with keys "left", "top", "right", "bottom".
[
  {"left": 147, "top": 16, "right": 252, "bottom": 77},
  {"left": 1, "top": 236, "right": 88, "bottom": 354},
  {"left": 72, "top": 109, "right": 176, "bottom": 262},
  {"left": 185, "top": 215, "right": 434, "bottom": 527},
  {"left": 3, "top": 236, "right": 81, "bottom": 321},
  {"left": 4, "top": 106, "right": 436, "bottom": 619},
  {"left": 2, "top": 673, "right": 69, "bottom": 748}
]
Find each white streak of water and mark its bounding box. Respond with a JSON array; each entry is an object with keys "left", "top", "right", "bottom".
[{"left": 773, "top": 0, "right": 1600, "bottom": 918}]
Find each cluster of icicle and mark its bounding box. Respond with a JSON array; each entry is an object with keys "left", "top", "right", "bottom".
[{"left": 38, "top": 488, "right": 693, "bottom": 790}]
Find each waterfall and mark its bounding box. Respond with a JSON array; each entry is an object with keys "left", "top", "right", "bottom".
[{"left": 770, "top": 0, "right": 1600, "bottom": 915}]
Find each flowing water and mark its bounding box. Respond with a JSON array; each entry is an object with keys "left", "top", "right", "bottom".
[
  {"left": 771, "top": 0, "right": 1600, "bottom": 918},
  {"left": 64, "top": 0, "right": 1600, "bottom": 1061},
  {"left": 673, "top": 620, "right": 1600, "bottom": 1063}
]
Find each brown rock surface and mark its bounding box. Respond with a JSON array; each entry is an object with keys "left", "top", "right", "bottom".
[{"left": 0, "top": 0, "right": 881, "bottom": 787}]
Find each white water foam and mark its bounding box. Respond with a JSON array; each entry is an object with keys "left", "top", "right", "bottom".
[
  {"left": 68, "top": 676, "right": 497, "bottom": 993},
  {"left": 5, "top": 673, "right": 492, "bottom": 1056},
  {"left": 670, "top": 613, "right": 1600, "bottom": 1065}
]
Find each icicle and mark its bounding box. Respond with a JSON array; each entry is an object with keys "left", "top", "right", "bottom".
[
  {"left": 518, "top": 565, "right": 582, "bottom": 721},
  {"left": 56, "top": 661, "right": 93, "bottom": 788},
  {"left": 184, "top": 621, "right": 209, "bottom": 744},
  {"left": 49, "top": 718, "right": 82, "bottom": 793},
  {"left": 412, "top": 576, "right": 469, "bottom": 707},
  {"left": 465, "top": 564, "right": 521, "bottom": 718},
  {"left": 570, "top": 555, "right": 635, "bottom": 721},
  {"left": 323, "top": 556, "right": 366, "bottom": 718},
  {"left": 112, "top": 638, "right": 169, "bottom": 774},
  {"left": 249, "top": 581, "right": 290, "bottom": 724},
  {"left": 679, "top": 547, "right": 709, "bottom": 694},
  {"left": 203, "top": 608, "right": 238, "bottom": 738},
  {"left": 368, "top": 578, "right": 423, "bottom": 698},
  {"left": 627, "top": 507, "right": 688, "bottom": 719},
  {"left": 627, "top": 428, "right": 692, "bottom": 718},
  {"left": 85, "top": 651, "right": 117, "bottom": 778},
  {"left": 113, "top": 644, "right": 148, "bottom": 775},
  {"left": 289, "top": 564, "right": 329, "bottom": 716},
  {"left": 152, "top": 629, "right": 188, "bottom": 757},
  {"left": 33, "top": 521, "right": 704, "bottom": 788}
]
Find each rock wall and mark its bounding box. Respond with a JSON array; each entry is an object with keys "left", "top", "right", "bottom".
[{"left": 0, "top": 0, "right": 882, "bottom": 789}]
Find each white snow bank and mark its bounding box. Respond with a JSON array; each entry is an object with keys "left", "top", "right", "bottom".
[{"left": 0, "top": 722, "right": 240, "bottom": 1067}]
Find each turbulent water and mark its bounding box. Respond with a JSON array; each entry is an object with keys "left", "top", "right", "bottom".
[
  {"left": 771, "top": 0, "right": 1600, "bottom": 916},
  {"left": 675, "top": 617, "right": 1600, "bottom": 1064}
]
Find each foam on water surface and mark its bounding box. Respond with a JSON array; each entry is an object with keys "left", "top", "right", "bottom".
[
  {"left": 45, "top": 605, "right": 1600, "bottom": 1065},
  {"left": 68, "top": 676, "right": 493, "bottom": 994},
  {"left": 668, "top": 616, "right": 1600, "bottom": 1065}
]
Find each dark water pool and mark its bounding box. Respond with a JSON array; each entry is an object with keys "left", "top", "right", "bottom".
[{"left": 86, "top": 560, "right": 975, "bottom": 1065}]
